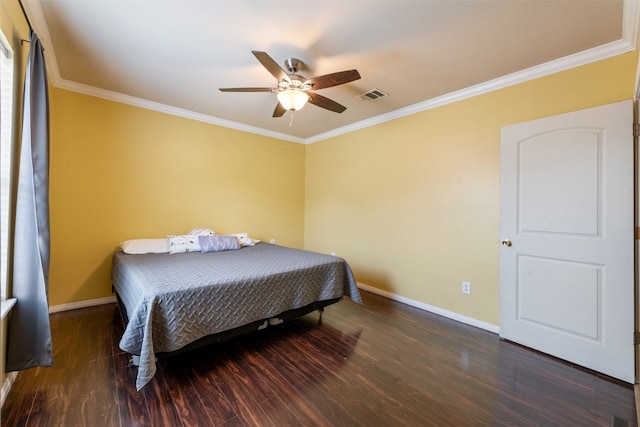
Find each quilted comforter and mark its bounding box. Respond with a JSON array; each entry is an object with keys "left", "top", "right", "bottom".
[{"left": 111, "top": 243, "right": 362, "bottom": 390}]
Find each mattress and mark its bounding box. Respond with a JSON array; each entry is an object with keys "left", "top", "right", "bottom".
[{"left": 111, "top": 242, "right": 362, "bottom": 390}]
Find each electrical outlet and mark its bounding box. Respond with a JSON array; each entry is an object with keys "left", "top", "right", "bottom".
[
  {"left": 462, "top": 281, "right": 471, "bottom": 294},
  {"left": 269, "top": 238, "right": 275, "bottom": 244},
  {"left": 331, "top": 252, "right": 336, "bottom": 256}
]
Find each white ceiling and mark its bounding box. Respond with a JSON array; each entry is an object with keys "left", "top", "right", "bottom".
[{"left": 23, "top": 0, "right": 637, "bottom": 143}]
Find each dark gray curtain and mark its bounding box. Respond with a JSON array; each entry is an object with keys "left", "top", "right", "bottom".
[{"left": 6, "top": 30, "right": 53, "bottom": 371}]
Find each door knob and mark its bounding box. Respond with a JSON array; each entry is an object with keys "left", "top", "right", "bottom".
[{"left": 500, "top": 239, "right": 512, "bottom": 247}]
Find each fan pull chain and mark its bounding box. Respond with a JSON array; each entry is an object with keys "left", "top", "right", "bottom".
[{"left": 289, "top": 110, "right": 294, "bottom": 127}]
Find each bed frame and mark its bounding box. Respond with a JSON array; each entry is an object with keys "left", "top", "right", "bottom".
[{"left": 115, "top": 292, "right": 341, "bottom": 363}]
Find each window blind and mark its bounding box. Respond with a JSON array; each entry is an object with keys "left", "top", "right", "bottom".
[{"left": 0, "top": 31, "right": 14, "bottom": 299}]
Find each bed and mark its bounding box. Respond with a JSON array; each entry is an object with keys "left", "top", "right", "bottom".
[{"left": 111, "top": 242, "right": 362, "bottom": 390}]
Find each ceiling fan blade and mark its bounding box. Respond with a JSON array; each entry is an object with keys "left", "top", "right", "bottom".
[
  {"left": 252, "top": 51, "right": 291, "bottom": 83},
  {"left": 308, "top": 92, "right": 347, "bottom": 113},
  {"left": 305, "top": 70, "right": 361, "bottom": 90},
  {"left": 219, "top": 87, "right": 273, "bottom": 92},
  {"left": 273, "top": 102, "right": 287, "bottom": 118}
]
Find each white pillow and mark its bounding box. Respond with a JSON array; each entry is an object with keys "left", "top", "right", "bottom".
[
  {"left": 168, "top": 234, "right": 201, "bottom": 254},
  {"left": 188, "top": 228, "right": 216, "bottom": 236},
  {"left": 120, "top": 238, "right": 169, "bottom": 254},
  {"left": 231, "top": 232, "right": 260, "bottom": 247}
]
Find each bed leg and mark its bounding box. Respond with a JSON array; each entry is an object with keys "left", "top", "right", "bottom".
[{"left": 318, "top": 308, "right": 324, "bottom": 325}]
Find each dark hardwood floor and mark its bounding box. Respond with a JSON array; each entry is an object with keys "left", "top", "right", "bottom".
[{"left": 1, "top": 290, "right": 636, "bottom": 426}]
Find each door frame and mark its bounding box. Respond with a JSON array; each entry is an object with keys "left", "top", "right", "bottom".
[{"left": 635, "top": 99, "right": 639, "bottom": 384}]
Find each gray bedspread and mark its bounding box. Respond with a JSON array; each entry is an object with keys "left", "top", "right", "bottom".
[{"left": 111, "top": 243, "right": 362, "bottom": 390}]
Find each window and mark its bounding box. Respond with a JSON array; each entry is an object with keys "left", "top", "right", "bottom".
[{"left": 0, "top": 30, "right": 14, "bottom": 300}]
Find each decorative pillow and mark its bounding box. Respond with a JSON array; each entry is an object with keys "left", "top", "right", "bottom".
[
  {"left": 231, "top": 232, "right": 260, "bottom": 247},
  {"left": 198, "top": 235, "right": 241, "bottom": 253},
  {"left": 188, "top": 228, "right": 216, "bottom": 236},
  {"left": 120, "top": 238, "right": 169, "bottom": 254},
  {"left": 168, "top": 234, "right": 201, "bottom": 254}
]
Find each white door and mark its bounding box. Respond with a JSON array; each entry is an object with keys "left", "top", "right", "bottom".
[{"left": 499, "top": 100, "right": 634, "bottom": 383}]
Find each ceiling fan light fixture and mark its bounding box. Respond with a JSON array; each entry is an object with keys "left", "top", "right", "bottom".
[{"left": 277, "top": 89, "right": 309, "bottom": 111}]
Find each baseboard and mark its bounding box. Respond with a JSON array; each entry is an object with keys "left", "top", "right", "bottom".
[
  {"left": 0, "top": 371, "right": 17, "bottom": 408},
  {"left": 48, "top": 296, "right": 117, "bottom": 314},
  {"left": 46, "top": 285, "right": 500, "bottom": 333},
  {"left": 356, "top": 282, "right": 500, "bottom": 334}
]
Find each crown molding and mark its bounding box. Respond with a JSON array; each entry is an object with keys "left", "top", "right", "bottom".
[
  {"left": 55, "top": 79, "right": 306, "bottom": 144},
  {"left": 308, "top": 38, "right": 635, "bottom": 144},
  {"left": 57, "top": 35, "right": 636, "bottom": 147},
  {"left": 23, "top": 0, "right": 639, "bottom": 145}
]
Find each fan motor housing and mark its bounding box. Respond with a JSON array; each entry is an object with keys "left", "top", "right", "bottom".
[{"left": 284, "top": 58, "right": 303, "bottom": 73}]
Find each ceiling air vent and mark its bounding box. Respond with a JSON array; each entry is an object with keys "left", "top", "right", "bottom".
[{"left": 357, "top": 88, "right": 389, "bottom": 102}]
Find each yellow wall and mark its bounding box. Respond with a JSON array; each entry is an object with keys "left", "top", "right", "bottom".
[
  {"left": 48, "top": 89, "right": 306, "bottom": 305},
  {"left": 304, "top": 52, "right": 638, "bottom": 326},
  {"left": 0, "top": 0, "right": 29, "bottom": 401},
  {"left": 49, "top": 51, "right": 638, "bottom": 321}
]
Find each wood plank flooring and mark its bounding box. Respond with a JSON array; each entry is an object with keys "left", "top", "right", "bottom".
[{"left": 2, "top": 290, "right": 636, "bottom": 426}]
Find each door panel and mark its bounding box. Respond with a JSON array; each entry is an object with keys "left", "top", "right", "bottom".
[
  {"left": 517, "top": 256, "right": 600, "bottom": 339},
  {"left": 518, "top": 130, "right": 601, "bottom": 235},
  {"left": 500, "top": 100, "right": 634, "bottom": 383}
]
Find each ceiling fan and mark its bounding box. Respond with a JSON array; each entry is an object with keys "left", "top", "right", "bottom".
[{"left": 219, "top": 51, "right": 361, "bottom": 121}]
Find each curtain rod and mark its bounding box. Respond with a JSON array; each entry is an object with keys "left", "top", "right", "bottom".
[
  {"left": 18, "top": 0, "right": 33, "bottom": 30},
  {"left": 18, "top": 0, "right": 33, "bottom": 44}
]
